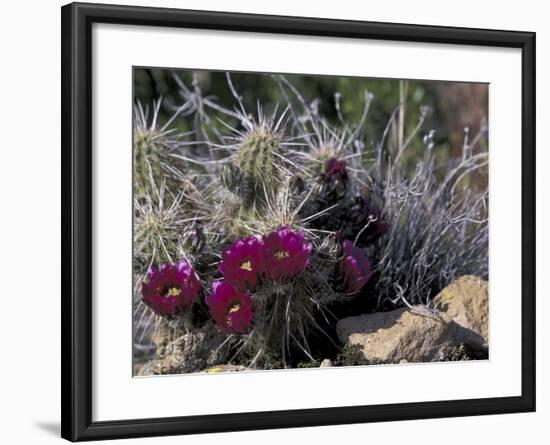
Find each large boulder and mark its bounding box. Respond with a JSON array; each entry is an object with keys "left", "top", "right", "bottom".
[
  {"left": 336, "top": 275, "right": 488, "bottom": 364},
  {"left": 336, "top": 307, "right": 454, "bottom": 363}
]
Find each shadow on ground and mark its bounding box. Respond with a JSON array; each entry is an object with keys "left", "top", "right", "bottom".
[{"left": 35, "top": 421, "right": 60, "bottom": 437}]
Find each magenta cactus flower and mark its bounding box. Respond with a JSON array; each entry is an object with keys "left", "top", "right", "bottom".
[
  {"left": 218, "top": 235, "right": 265, "bottom": 290},
  {"left": 206, "top": 281, "right": 254, "bottom": 334},
  {"left": 141, "top": 260, "right": 201, "bottom": 318},
  {"left": 319, "top": 158, "right": 348, "bottom": 200},
  {"left": 339, "top": 240, "right": 373, "bottom": 293},
  {"left": 324, "top": 158, "right": 348, "bottom": 181},
  {"left": 262, "top": 226, "right": 312, "bottom": 281}
]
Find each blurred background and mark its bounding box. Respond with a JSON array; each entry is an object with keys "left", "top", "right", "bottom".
[{"left": 134, "top": 68, "right": 488, "bottom": 172}]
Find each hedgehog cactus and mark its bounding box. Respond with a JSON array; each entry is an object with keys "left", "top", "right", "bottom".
[
  {"left": 133, "top": 100, "right": 189, "bottom": 204},
  {"left": 134, "top": 72, "right": 489, "bottom": 372},
  {"left": 134, "top": 128, "right": 164, "bottom": 199},
  {"left": 221, "top": 122, "right": 284, "bottom": 207},
  {"left": 134, "top": 100, "right": 381, "bottom": 366}
]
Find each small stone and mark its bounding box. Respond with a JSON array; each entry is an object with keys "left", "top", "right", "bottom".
[
  {"left": 136, "top": 359, "right": 163, "bottom": 376},
  {"left": 150, "top": 322, "right": 176, "bottom": 359},
  {"left": 201, "top": 364, "right": 247, "bottom": 373},
  {"left": 320, "top": 359, "right": 333, "bottom": 368}
]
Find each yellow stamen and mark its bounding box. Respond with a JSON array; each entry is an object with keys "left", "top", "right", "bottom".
[
  {"left": 228, "top": 304, "right": 241, "bottom": 314},
  {"left": 165, "top": 287, "right": 181, "bottom": 297},
  {"left": 240, "top": 260, "right": 252, "bottom": 271},
  {"left": 274, "top": 250, "right": 290, "bottom": 260},
  {"left": 226, "top": 304, "right": 241, "bottom": 326}
]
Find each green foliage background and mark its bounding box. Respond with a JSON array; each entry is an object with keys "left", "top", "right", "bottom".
[{"left": 134, "top": 68, "right": 488, "bottom": 170}]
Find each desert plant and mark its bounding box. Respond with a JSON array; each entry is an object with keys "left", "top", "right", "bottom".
[{"left": 133, "top": 72, "right": 488, "bottom": 370}]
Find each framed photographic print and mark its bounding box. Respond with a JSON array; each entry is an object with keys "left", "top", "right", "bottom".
[{"left": 61, "top": 2, "right": 536, "bottom": 441}]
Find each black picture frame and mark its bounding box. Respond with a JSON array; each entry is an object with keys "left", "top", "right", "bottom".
[{"left": 61, "top": 2, "right": 536, "bottom": 441}]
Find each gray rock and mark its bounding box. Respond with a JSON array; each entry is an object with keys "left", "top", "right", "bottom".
[
  {"left": 320, "top": 359, "right": 333, "bottom": 368},
  {"left": 163, "top": 322, "right": 229, "bottom": 373},
  {"left": 138, "top": 322, "right": 229, "bottom": 375}
]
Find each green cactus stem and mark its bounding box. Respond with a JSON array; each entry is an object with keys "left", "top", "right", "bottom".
[
  {"left": 222, "top": 124, "right": 283, "bottom": 207},
  {"left": 134, "top": 129, "right": 164, "bottom": 200}
]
